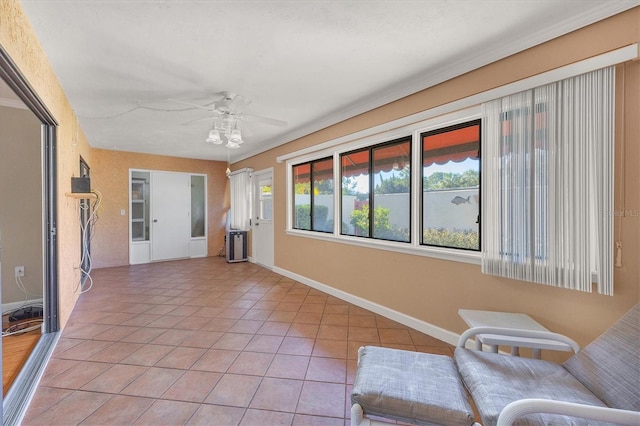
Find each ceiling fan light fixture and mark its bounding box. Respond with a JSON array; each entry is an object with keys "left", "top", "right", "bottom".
[
  {"left": 225, "top": 141, "right": 240, "bottom": 149},
  {"left": 229, "top": 127, "right": 242, "bottom": 143},
  {"left": 206, "top": 128, "right": 222, "bottom": 144}
]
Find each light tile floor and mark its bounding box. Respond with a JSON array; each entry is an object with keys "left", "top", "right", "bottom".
[{"left": 22, "top": 257, "right": 455, "bottom": 425}]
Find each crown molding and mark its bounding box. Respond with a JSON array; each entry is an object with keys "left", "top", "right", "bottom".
[{"left": 232, "top": 1, "right": 638, "bottom": 163}]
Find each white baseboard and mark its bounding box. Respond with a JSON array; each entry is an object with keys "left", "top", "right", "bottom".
[
  {"left": 272, "top": 266, "right": 461, "bottom": 347},
  {"left": 2, "top": 298, "right": 43, "bottom": 314},
  {"left": 248, "top": 257, "right": 274, "bottom": 271}
]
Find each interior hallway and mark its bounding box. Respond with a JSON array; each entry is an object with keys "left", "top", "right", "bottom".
[{"left": 22, "top": 256, "right": 454, "bottom": 425}]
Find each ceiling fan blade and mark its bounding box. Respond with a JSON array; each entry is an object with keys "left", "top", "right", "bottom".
[
  {"left": 167, "top": 98, "right": 215, "bottom": 111},
  {"left": 240, "top": 113, "right": 288, "bottom": 128},
  {"left": 239, "top": 122, "right": 254, "bottom": 137},
  {"left": 180, "top": 115, "right": 215, "bottom": 126}
]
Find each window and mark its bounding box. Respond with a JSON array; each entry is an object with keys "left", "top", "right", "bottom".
[
  {"left": 282, "top": 47, "right": 629, "bottom": 267},
  {"left": 190, "top": 175, "right": 206, "bottom": 237},
  {"left": 130, "top": 171, "right": 150, "bottom": 241},
  {"left": 341, "top": 137, "right": 411, "bottom": 242},
  {"left": 258, "top": 178, "right": 273, "bottom": 221},
  {"left": 422, "top": 120, "right": 480, "bottom": 250},
  {"left": 229, "top": 168, "right": 252, "bottom": 230},
  {"left": 292, "top": 157, "right": 333, "bottom": 232},
  {"left": 482, "top": 67, "right": 614, "bottom": 294},
  {"left": 495, "top": 103, "right": 547, "bottom": 263}
]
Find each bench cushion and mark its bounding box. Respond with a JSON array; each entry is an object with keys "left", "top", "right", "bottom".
[
  {"left": 455, "top": 348, "right": 608, "bottom": 426},
  {"left": 562, "top": 304, "right": 640, "bottom": 411},
  {"left": 351, "top": 346, "right": 474, "bottom": 426}
]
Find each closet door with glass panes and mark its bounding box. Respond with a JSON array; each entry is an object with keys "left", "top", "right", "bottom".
[{"left": 129, "top": 170, "right": 206, "bottom": 264}]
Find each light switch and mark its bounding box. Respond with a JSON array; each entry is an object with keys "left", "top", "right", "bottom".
[{"left": 121, "top": 209, "right": 126, "bottom": 216}]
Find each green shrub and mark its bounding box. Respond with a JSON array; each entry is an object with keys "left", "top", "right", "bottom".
[
  {"left": 295, "top": 205, "right": 311, "bottom": 230},
  {"left": 423, "top": 228, "right": 479, "bottom": 250},
  {"left": 350, "top": 205, "right": 409, "bottom": 242},
  {"left": 312, "top": 205, "right": 329, "bottom": 231},
  {"left": 295, "top": 204, "right": 330, "bottom": 231}
]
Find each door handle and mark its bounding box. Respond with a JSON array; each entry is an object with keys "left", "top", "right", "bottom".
[{"left": 153, "top": 219, "right": 158, "bottom": 223}]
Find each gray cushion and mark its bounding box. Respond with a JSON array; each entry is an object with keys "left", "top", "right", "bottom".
[
  {"left": 455, "top": 348, "right": 610, "bottom": 426},
  {"left": 563, "top": 304, "right": 639, "bottom": 411},
  {"left": 351, "top": 346, "right": 474, "bottom": 426}
]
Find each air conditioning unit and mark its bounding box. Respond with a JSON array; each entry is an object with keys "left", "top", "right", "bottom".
[{"left": 226, "top": 230, "right": 247, "bottom": 263}]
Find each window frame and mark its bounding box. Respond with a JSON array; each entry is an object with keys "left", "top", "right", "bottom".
[
  {"left": 420, "top": 119, "right": 481, "bottom": 252},
  {"left": 257, "top": 177, "right": 273, "bottom": 222},
  {"left": 291, "top": 156, "right": 334, "bottom": 233},
  {"left": 340, "top": 136, "right": 412, "bottom": 243},
  {"left": 286, "top": 108, "right": 483, "bottom": 265}
]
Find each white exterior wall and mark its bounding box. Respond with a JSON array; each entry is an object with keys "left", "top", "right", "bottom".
[
  {"left": 423, "top": 188, "right": 479, "bottom": 232},
  {"left": 295, "top": 187, "right": 479, "bottom": 234}
]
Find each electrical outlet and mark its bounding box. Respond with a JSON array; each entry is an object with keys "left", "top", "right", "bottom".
[{"left": 15, "top": 266, "right": 25, "bottom": 277}]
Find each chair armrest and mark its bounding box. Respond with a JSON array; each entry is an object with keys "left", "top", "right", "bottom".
[
  {"left": 456, "top": 326, "right": 580, "bottom": 353},
  {"left": 497, "top": 399, "right": 640, "bottom": 426}
]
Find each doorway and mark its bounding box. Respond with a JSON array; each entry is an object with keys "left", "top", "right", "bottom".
[
  {"left": 252, "top": 168, "right": 274, "bottom": 269},
  {"left": 0, "top": 93, "right": 43, "bottom": 400},
  {"left": 130, "top": 169, "right": 208, "bottom": 264},
  {"left": 151, "top": 171, "right": 191, "bottom": 261},
  {"left": 0, "top": 48, "right": 59, "bottom": 423}
]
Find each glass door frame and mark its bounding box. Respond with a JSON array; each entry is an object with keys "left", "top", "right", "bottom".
[{"left": 1, "top": 44, "right": 59, "bottom": 423}]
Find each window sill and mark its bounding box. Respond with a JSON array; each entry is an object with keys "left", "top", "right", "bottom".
[{"left": 286, "top": 229, "right": 481, "bottom": 265}]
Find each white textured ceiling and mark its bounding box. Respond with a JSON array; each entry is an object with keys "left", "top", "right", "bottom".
[{"left": 17, "top": 0, "right": 637, "bottom": 162}]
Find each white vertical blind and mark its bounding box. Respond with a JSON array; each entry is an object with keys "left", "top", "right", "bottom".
[
  {"left": 482, "top": 66, "right": 614, "bottom": 294},
  {"left": 229, "top": 169, "right": 252, "bottom": 230}
]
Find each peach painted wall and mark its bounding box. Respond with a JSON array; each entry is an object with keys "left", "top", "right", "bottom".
[
  {"left": 1, "top": 0, "right": 95, "bottom": 327},
  {"left": 234, "top": 8, "right": 640, "bottom": 360},
  {"left": 90, "top": 149, "right": 229, "bottom": 268}
]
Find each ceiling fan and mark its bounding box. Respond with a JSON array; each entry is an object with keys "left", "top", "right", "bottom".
[
  {"left": 170, "top": 91, "right": 287, "bottom": 127},
  {"left": 169, "top": 92, "right": 287, "bottom": 149}
]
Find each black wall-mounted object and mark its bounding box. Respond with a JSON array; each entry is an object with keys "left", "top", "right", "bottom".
[{"left": 71, "top": 176, "right": 91, "bottom": 193}]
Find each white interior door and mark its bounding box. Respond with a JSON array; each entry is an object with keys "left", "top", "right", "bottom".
[
  {"left": 151, "top": 171, "right": 190, "bottom": 261},
  {"left": 252, "top": 169, "right": 274, "bottom": 268}
]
